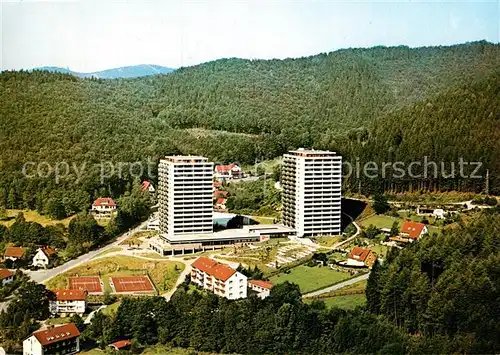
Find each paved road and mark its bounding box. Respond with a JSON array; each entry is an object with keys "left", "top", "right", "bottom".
[
  {"left": 27, "top": 220, "right": 149, "bottom": 284},
  {"left": 332, "top": 213, "right": 361, "bottom": 249},
  {"left": 302, "top": 272, "right": 370, "bottom": 298}
]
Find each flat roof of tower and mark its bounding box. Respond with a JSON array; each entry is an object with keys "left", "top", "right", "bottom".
[
  {"left": 161, "top": 155, "right": 209, "bottom": 163},
  {"left": 287, "top": 148, "right": 338, "bottom": 157}
]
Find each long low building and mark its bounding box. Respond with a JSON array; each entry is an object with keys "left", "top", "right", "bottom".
[{"left": 149, "top": 224, "right": 295, "bottom": 256}]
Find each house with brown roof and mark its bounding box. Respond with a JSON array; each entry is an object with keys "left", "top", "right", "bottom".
[
  {"left": 32, "top": 247, "right": 57, "bottom": 268},
  {"left": 191, "top": 256, "right": 247, "bottom": 299},
  {"left": 4, "top": 246, "right": 25, "bottom": 261},
  {"left": 248, "top": 279, "right": 273, "bottom": 299},
  {"left": 49, "top": 289, "right": 87, "bottom": 316},
  {"left": 109, "top": 339, "right": 132, "bottom": 351},
  {"left": 399, "top": 221, "right": 429, "bottom": 242},
  {"left": 91, "top": 197, "right": 117, "bottom": 218},
  {"left": 215, "top": 197, "right": 227, "bottom": 210},
  {"left": 346, "top": 247, "right": 377, "bottom": 268},
  {"left": 0, "top": 268, "right": 14, "bottom": 286},
  {"left": 23, "top": 323, "right": 80, "bottom": 355},
  {"left": 141, "top": 180, "right": 155, "bottom": 193}
]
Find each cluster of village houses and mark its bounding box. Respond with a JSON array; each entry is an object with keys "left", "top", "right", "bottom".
[
  {"left": 3, "top": 160, "right": 437, "bottom": 355},
  {"left": 19, "top": 253, "right": 271, "bottom": 355}
]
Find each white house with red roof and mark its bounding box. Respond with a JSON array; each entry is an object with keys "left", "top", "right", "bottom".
[
  {"left": 248, "top": 279, "right": 273, "bottom": 299},
  {"left": 399, "top": 221, "right": 429, "bottom": 242},
  {"left": 49, "top": 289, "right": 87, "bottom": 316},
  {"left": 91, "top": 197, "right": 117, "bottom": 217},
  {"left": 215, "top": 164, "right": 243, "bottom": 180},
  {"left": 141, "top": 180, "right": 155, "bottom": 193},
  {"left": 32, "top": 247, "right": 57, "bottom": 268},
  {"left": 191, "top": 257, "right": 247, "bottom": 300},
  {"left": 0, "top": 268, "right": 14, "bottom": 286},
  {"left": 23, "top": 323, "right": 80, "bottom": 355},
  {"left": 215, "top": 197, "right": 227, "bottom": 210}
]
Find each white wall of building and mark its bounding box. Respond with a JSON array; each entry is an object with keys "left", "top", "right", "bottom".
[
  {"left": 22, "top": 336, "right": 43, "bottom": 355},
  {"left": 32, "top": 249, "right": 50, "bottom": 268},
  {"left": 282, "top": 149, "right": 342, "bottom": 237},
  {"left": 158, "top": 156, "right": 214, "bottom": 236},
  {"left": 49, "top": 300, "right": 86, "bottom": 315}
]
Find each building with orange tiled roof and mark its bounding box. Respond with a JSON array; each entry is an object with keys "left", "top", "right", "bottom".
[
  {"left": 191, "top": 256, "right": 247, "bottom": 299},
  {"left": 0, "top": 268, "right": 14, "bottom": 286},
  {"left": 248, "top": 279, "right": 273, "bottom": 299},
  {"left": 109, "top": 339, "right": 131, "bottom": 350},
  {"left": 23, "top": 323, "right": 80, "bottom": 355},
  {"left": 4, "top": 246, "right": 25, "bottom": 261},
  {"left": 91, "top": 197, "right": 117, "bottom": 218},
  {"left": 400, "top": 221, "right": 428, "bottom": 241},
  {"left": 49, "top": 289, "right": 87, "bottom": 316},
  {"left": 347, "top": 247, "right": 377, "bottom": 268}
]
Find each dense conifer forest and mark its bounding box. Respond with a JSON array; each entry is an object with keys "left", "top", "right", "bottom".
[{"left": 1, "top": 41, "right": 499, "bottom": 216}]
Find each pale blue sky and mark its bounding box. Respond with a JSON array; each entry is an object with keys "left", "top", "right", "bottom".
[{"left": 1, "top": 0, "right": 499, "bottom": 72}]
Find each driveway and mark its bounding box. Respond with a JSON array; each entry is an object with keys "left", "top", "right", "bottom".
[{"left": 26, "top": 220, "right": 148, "bottom": 284}]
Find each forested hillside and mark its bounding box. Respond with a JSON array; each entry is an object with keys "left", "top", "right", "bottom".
[{"left": 1, "top": 41, "right": 499, "bottom": 216}]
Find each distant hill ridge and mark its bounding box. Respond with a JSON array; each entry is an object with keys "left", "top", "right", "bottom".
[{"left": 34, "top": 64, "right": 175, "bottom": 79}]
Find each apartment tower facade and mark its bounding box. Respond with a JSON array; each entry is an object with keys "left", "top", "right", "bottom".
[
  {"left": 281, "top": 149, "right": 342, "bottom": 237},
  {"left": 158, "top": 156, "right": 214, "bottom": 236}
]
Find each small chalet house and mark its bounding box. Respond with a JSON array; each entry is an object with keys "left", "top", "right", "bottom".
[
  {"left": 0, "top": 269, "right": 14, "bottom": 286},
  {"left": 248, "top": 279, "right": 273, "bottom": 299},
  {"left": 191, "top": 257, "right": 247, "bottom": 300},
  {"left": 109, "top": 339, "right": 132, "bottom": 351},
  {"left": 23, "top": 323, "right": 80, "bottom": 355},
  {"left": 399, "top": 221, "right": 429, "bottom": 242},
  {"left": 32, "top": 247, "right": 57, "bottom": 268},
  {"left": 91, "top": 197, "right": 117, "bottom": 218},
  {"left": 4, "top": 246, "right": 25, "bottom": 261},
  {"left": 215, "top": 198, "right": 227, "bottom": 210},
  {"left": 49, "top": 289, "right": 87, "bottom": 316},
  {"left": 346, "top": 247, "right": 377, "bottom": 268},
  {"left": 141, "top": 180, "right": 155, "bottom": 193},
  {"left": 215, "top": 164, "right": 243, "bottom": 180}
]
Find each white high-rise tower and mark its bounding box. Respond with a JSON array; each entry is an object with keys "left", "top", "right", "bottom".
[
  {"left": 158, "top": 156, "right": 214, "bottom": 236},
  {"left": 281, "top": 149, "right": 342, "bottom": 237}
]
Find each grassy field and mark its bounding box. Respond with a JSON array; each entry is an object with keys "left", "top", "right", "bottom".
[
  {"left": 249, "top": 215, "right": 276, "bottom": 224},
  {"left": 46, "top": 317, "right": 71, "bottom": 325},
  {"left": 0, "top": 209, "right": 74, "bottom": 227},
  {"left": 101, "top": 301, "right": 121, "bottom": 316},
  {"left": 359, "top": 214, "right": 442, "bottom": 236},
  {"left": 313, "top": 236, "right": 342, "bottom": 248},
  {"left": 358, "top": 215, "right": 398, "bottom": 229},
  {"left": 308, "top": 294, "right": 367, "bottom": 310},
  {"left": 270, "top": 265, "right": 350, "bottom": 293},
  {"left": 304, "top": 279, "right": 367, "bottom": 310},
  {"left": 45, "top": 256, "right": 184, "bottom": 294},
  {"left": 92, "top": 247, "right": 122, "bottom": 259},
  {"left": 367, "top": 244, "right": 390, "bottom": 258},
  {"left": 119, "top": 231, "right": 156, "bottom": 246}
]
